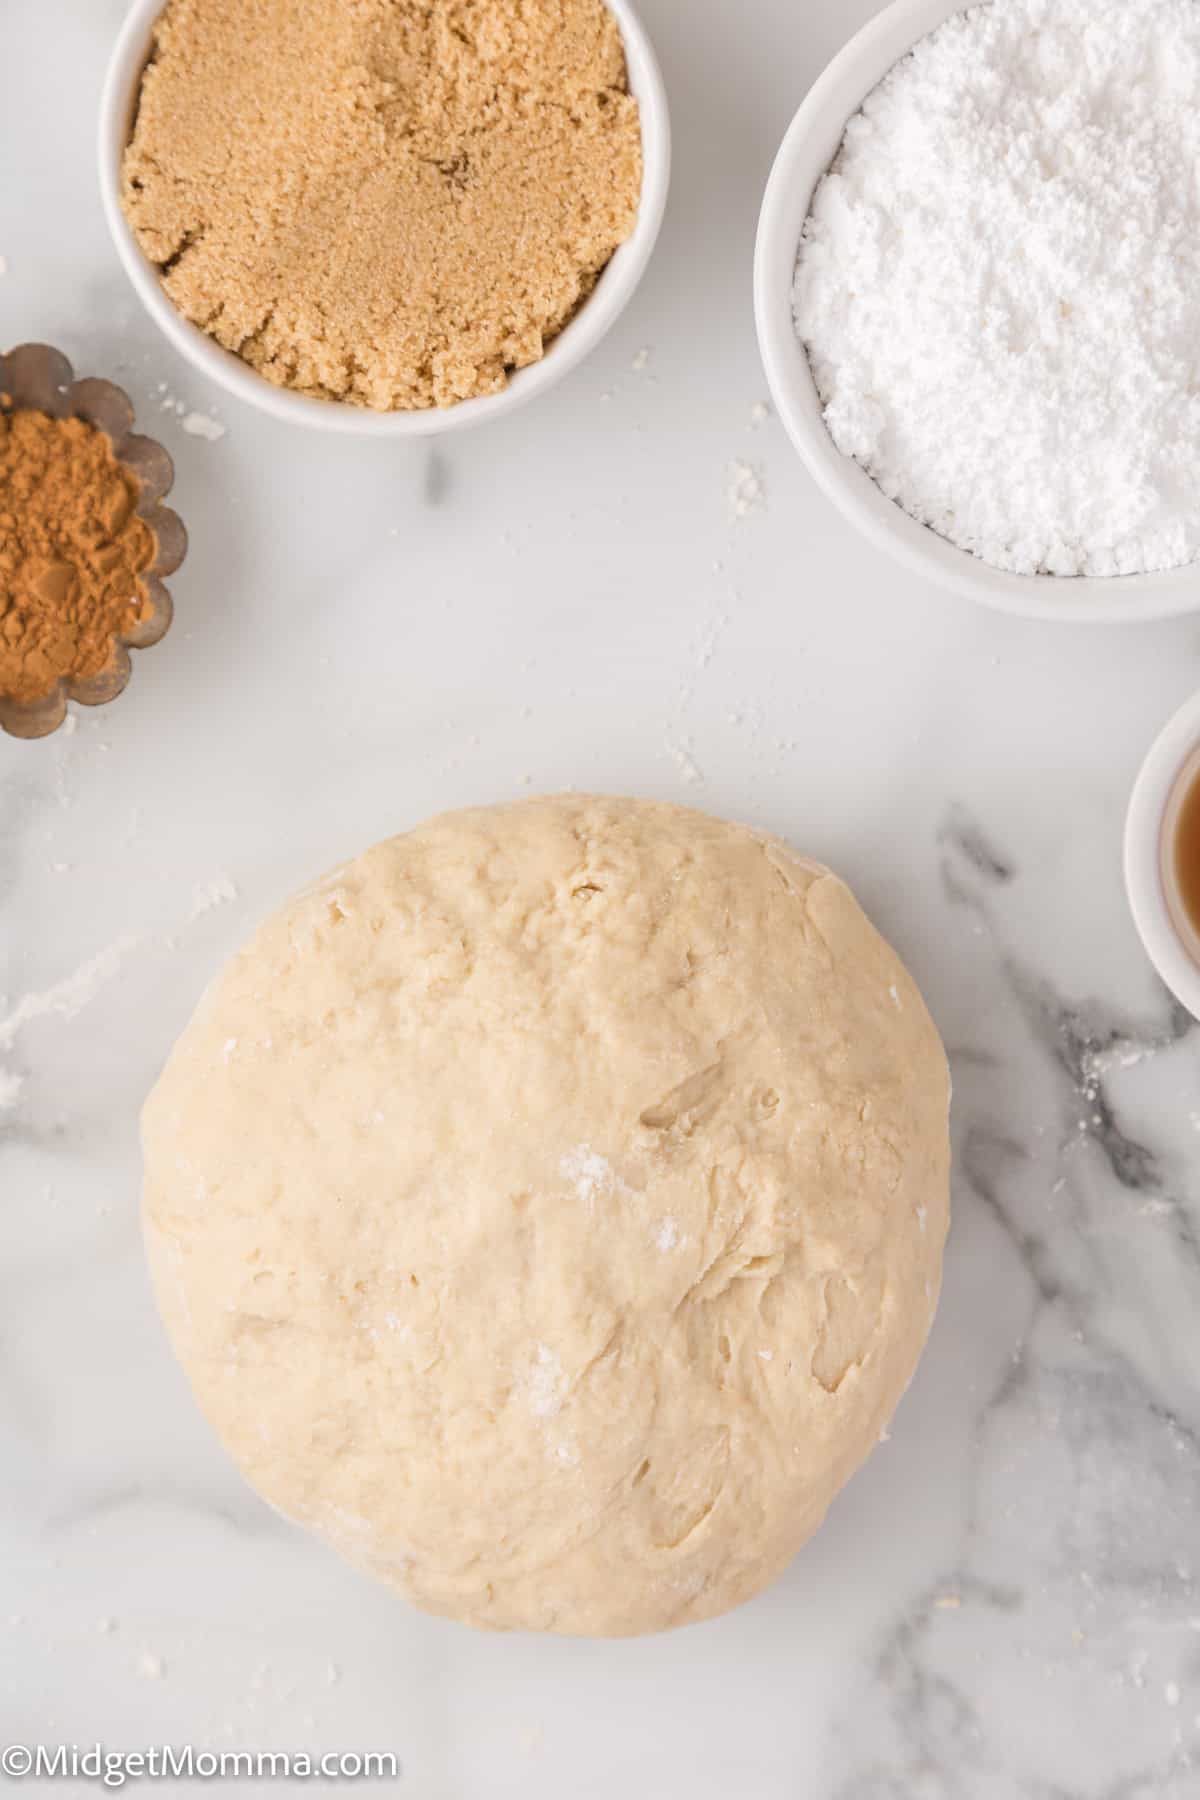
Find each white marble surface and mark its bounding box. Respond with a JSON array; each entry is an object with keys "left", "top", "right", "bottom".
[{"left": 4, "top": 1, "right": 1200, "bottom": 1794}]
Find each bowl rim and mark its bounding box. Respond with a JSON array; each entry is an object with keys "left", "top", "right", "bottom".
[
  {"left": 753, "top": 0, "right": 1200, "bottom": 625},
  {"left": 98, "top": 0, "right": 670, "bottom": 437},
  {"left": 1125, "top": 689, "right": 1200, "bottom": 1022}
]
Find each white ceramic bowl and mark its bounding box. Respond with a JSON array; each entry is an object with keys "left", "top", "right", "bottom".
[
  {"left": 754, "top": 0, "right": 1200, "bottom": 624},
  {"left": 1125, "top": 691, "right": 1200, "bottom": 1020},
  {"left": 99, "top": 0, "right": 669, "bottom": 437}
]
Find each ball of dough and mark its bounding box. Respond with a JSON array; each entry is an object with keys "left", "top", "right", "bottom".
[{"left": 142, "top": 796, "right": 950, "bottom": 1636}]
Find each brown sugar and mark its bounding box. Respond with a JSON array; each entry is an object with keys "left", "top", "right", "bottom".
[
  {"left": 121, "top": 0, "right": 644, "bottom": 412},
  {"left": 0, "top": 410, "right": 156, "bottom": 707}
]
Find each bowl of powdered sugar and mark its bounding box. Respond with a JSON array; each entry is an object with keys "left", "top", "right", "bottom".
[{"left": 755, "top": 0, "right": 1200, "bottom": 621}]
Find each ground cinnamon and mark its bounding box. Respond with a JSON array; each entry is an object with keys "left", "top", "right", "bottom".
[{"left": 0, "top": 409, "right": 156, "bottom": 707}]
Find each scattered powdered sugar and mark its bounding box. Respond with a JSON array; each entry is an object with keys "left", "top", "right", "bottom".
[
  {"left": 631, "top": 347, "right": 651, "bottom": 372},
  {"left": 664, "top": 738, "right": 703, "bottom": 785},
  {"left": 0, "top": 935, "right": 140, "bottom": 1051},
  {"left": 181, "top": 410, "right": 226, "bottom": 441},
  {"left": 137, "top": 1652, "right": 165, "bottom": 1679},
  {"left": 155, "top": 385, "right": 225, "bottom": 440},
  {"left": 560, "top": 1145, "right": 627, "bottom": 1207},
  {"left": 189, "top": 875, "right": 239, "bottom": 920},
  {"left": 0, "top": 256, "right": 7, "bottom": 277},
  {"left": 527, "top": 1344, "right": 565, "bottom": 1419},
  {"left": 0, "top": 1069, "right": 23, "bottom": 1112},
  {"left": 727, "top": 460, "right": 765, "bottom": 519},
  {"left": 693, "top": 614, "right": 726, "bottom": 672},
  {"left": 1082, "top": 1038, "right": 1157, "bottom": 1083},
  {"left": 794, "top": 0, "right": 1200, "bottom": 576},
  {"left": 323, "top": 1506, "right": 384, "bottom": 1550},
  {"left": 654, "top": 1217, "right": 680, "bottom": 1252},
  {"left": 749, "top": 400, "right": 770, "bottom": 428},
  {"left": 221, "top": 1037, "right": 238, "bottom": 1064}
]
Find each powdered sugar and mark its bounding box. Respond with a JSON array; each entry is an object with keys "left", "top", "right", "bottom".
[
  {"left": 189, "top": 875, "right": 239, "bottom": 920},
  {"left": 0, "top": 935, "right": 140, "bottom": 1051},
  {"left": 793, "top": 0, "right": 1200, "bottom": 577},
  {"left": 181, "top": 410, "right": 226, "bottom": 441},
  {"left": 727, "top": 460, "right": 765, "bottom": 520},
  {"left": 654, "top": 1216, "right": 680, "bottom": 1252},
  {"left": 560, "top": 1145, "right": 627, "bottom": 1207},
  {"left": 527, "top": 1344, "right": 565, "bottom": 1419},
  {"left": 664, "top": 738, "right": 704, "bottom": 786}
]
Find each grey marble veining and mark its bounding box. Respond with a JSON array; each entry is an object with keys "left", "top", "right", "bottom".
[{"left": 822, "top": 809, "right": 1200, "bottom": 1799}]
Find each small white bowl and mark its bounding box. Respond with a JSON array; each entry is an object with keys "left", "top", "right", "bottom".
[
  {"left": 99, "top": 0, "right": 669, "bottom": 437},
  {"left": 754, "top": 0, "right": 1200, "bottom": 624},
  {"left": 1125, "top": 691, "right": 1200, "bottom": 1020}
]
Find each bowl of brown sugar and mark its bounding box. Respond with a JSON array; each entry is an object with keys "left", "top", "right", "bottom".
[
  {"left": 0, "top": 344, "right": 186, "bottom": 741},
  {"left": 99, "top": 0, "right": 669, "bottom": 436}
]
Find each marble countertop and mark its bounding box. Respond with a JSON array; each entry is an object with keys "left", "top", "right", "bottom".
[{"left": 4, "top": 1, "right": 1200, "bottom": 1794}]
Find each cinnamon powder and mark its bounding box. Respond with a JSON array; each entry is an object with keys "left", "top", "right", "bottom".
[{"left": 0, "top": 409, "right": 156, "bottom": 707}]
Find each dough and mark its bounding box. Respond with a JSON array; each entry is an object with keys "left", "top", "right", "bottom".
[{"left": 142, "top": 796, "right": 951, "bottom": 1636}]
